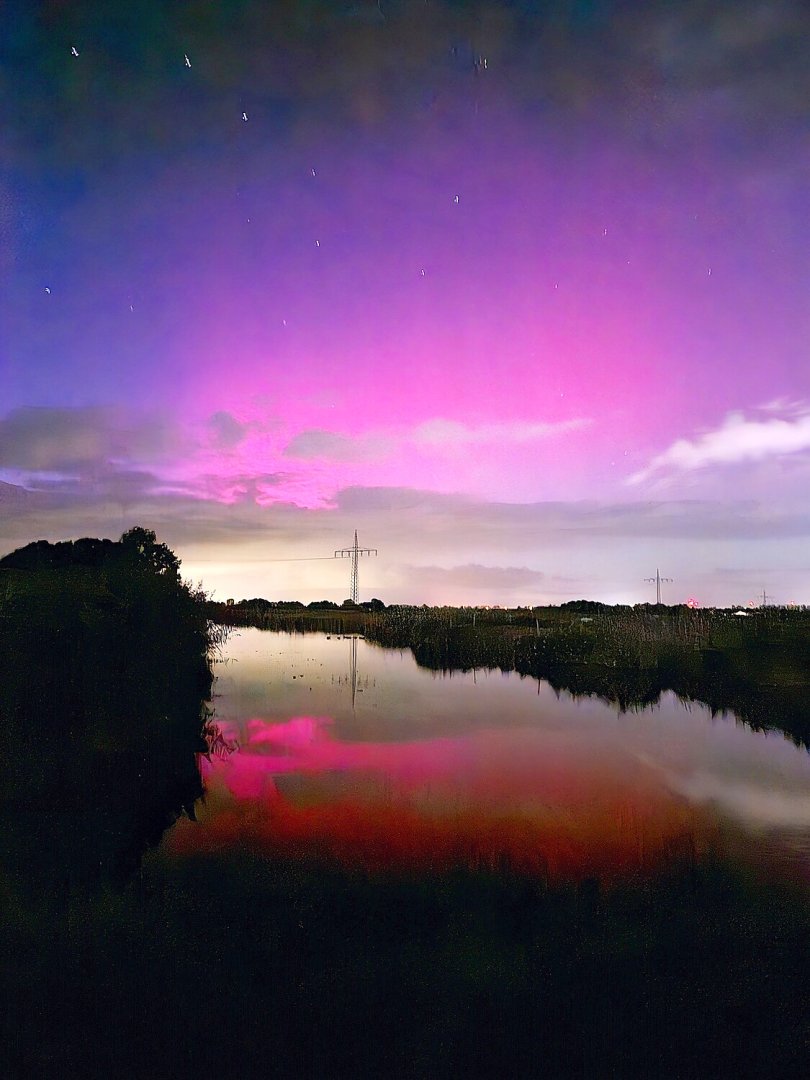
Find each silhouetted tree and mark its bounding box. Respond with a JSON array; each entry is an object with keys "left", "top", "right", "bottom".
[{"left": 120, "top": 525, "right": 181, "bottom": 579}]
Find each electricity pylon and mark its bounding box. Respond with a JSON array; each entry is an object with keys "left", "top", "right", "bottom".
[
  {"left": 644, "top": 568, "right": 673, "bottom": 605},
  {"left": 335, "top": 531, "right": 377, "bottom": 604}
]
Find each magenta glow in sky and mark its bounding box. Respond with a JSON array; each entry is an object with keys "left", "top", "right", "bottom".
[{"left": 2, "top": 1, "right": 810, "bottom": 605}]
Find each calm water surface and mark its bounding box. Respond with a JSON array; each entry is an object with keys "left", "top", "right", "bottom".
[{"left": 166, "top": 628, "right": 810, "bottom": 882}]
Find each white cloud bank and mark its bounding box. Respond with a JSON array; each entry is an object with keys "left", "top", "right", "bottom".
[{"left": 629, "top": 405, "right": 810, "bottom": 485}]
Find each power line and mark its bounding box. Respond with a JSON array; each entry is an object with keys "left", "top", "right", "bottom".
[{"left": 261, "top": 556, "right": 341, "bottom": 562}]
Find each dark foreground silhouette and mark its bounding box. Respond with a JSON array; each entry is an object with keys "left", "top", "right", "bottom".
[
  {"left": 1, "top": 550, "right": 809, "bottom": 1078},
  {"left": 3, "top": 849, "right": 810, "bottom": 1079},
  {"left": 0, "top": 528, "right": 216, "bottom": 887}
]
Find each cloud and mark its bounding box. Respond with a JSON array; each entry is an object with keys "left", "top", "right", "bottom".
[
  {"left": 8, "top": 0, "right": 810, "bottom": 194},
  {"left": 335, "top": 486, "right": 471, "bottom": 514},
  {"left": 0, "top": 406, "right": 112, "bottom": 471},
  {"left": 5, "top": 467, "right": 810, "bottom": 555},
  {"left": 208, "top": 411, "right": 248, "bottom": 450},
  {"left": 410, "top": 418, "right": 591, "bottom": 447},
  {"left": 283, "top": 429, "right": 393, "bottom": 462},
  {"left": 0, "top": 480, "right": 50, "bottom": 509},
  {"left": 0, "top": 406, "right": 179, "bottom": 474},
  {"left": 3, "top": 481, "right": 810, "bottom": 606},
  {"left": 337, "top": 486, "right": 810, "bottom": 543},
  {"left": 628, "top": 406, "right": 810, "bottom": 485},
  {"left": 189, "top": 472, "right": 289, "bottom": 504},
  {"left": 283, "top": 417, "right": 589, "bottom": 463}
]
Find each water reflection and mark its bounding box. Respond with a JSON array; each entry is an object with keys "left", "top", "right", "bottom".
[
  {"left": 171, "top": 629, "right": 810, "bottom": 884},
  {"left": 330, "top": 633, "right": 376, "bottom": 710}
]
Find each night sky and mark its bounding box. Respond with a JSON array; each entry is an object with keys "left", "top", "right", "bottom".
[{"left": 2, "top": 0, "right": 810, "bottom": 605}]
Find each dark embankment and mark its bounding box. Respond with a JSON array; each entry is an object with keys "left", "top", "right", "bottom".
[
  {"left": 0, "top": 528, "right": 217, "bottom": 888},
  {"left": 4, "top": 848, "right": 810, "bottom": 1079}
]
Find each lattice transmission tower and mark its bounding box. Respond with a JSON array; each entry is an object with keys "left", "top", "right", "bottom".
[
  {"left": 644, "top": 568, "right": 673, "bottom": 605},
  {"left": 335, "top": 531, "right": 377, "bottom": 604}
]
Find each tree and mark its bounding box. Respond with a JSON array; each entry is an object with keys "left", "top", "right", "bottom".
[{"left": 120, "top": 526, "right": 180, "bottom": 579}]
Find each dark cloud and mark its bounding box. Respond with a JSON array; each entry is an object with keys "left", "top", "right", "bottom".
[
  {"left": 5, "top": 477, "right": 810, "bottom": 573},
  {"left": 24, "top": 468, "right": 165, "bottom": 503},
  {"left": 5, "top": 0, "right": 808, "bottom": 184},
  {"left": 190, "top": 472, "right": 289, "bottom": 503},
  {"left": 208, "top": 411, "right": 247, "bottom": 450},
  {"left": 0, "top": 406, "right": 112, "bottom": 471},
  {"left": 336, "top": 486, "right": 810, "bottom": 542},
  {"left": 284, "top": 429, "right": 391, "bottom": 462},
  {"left": 335, "top": 486, "right": 472, "bottom": 513},
  {"left": 0, "top": 406, "right": 179, "bottom": 474}
]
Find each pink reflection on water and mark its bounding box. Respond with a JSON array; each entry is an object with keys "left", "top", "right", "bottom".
[{"left": 178, "top": 716, "right": 709, "bottom": 880}]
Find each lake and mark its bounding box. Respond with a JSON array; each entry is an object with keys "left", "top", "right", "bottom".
[{"left": 166, "top": 627, "right": 810, "bottom": 886}]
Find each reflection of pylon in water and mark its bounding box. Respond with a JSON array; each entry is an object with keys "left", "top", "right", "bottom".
[{"left": 350, "top": 634, "right": 357, "bottom": 711}]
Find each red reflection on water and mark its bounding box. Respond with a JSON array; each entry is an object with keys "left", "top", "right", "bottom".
[{"left": 169, "top": 716, "right": 706, "bottom": 881}]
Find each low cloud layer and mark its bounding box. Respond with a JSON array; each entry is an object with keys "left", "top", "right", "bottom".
[
  {"left": 0, "top": 406, "right": 179, "bottom": 475},
  {"left": 2, "top": 476, "right": 809, "bottom": 606}
]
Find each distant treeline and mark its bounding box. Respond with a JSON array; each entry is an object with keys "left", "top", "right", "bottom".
[
  {"left": 0, "top": 527, "right": 218, "bottom": 888},
  {"left": 223, "top": 596, "right": 387, "bottom": 611}
]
